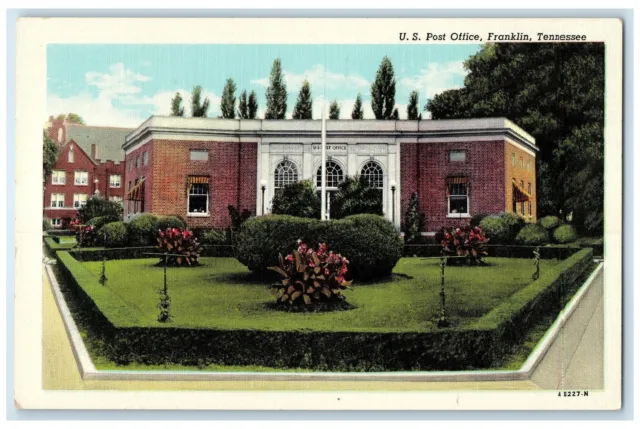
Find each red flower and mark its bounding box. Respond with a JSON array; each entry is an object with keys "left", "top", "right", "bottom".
[{"left": 286, "top": 254, "right": 293, "bottom": 262}]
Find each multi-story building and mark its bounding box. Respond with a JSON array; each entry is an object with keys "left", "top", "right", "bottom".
[
  {"left": 43, "top": 116, "right": 133, "bottom": 227},
  {"left": 122, "top": 116, "right": 537, "bottom": 232}
]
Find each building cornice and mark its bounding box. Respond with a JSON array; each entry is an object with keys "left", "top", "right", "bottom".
[{"left": 124, "top": 117, "right": 538, "bottom": 154}]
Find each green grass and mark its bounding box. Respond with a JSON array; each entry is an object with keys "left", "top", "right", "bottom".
[
  {"left": 78, "top": 256, "right": 563, "bottom": 333},
  {"left": 44, "top": 236, "right": 78, "bottom": 250}
]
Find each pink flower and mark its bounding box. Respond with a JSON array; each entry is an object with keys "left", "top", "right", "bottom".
[
  {"left": 324, "top": 268, "right": 330, "bottom": 275},
  {"left": 286, "top": 254, "right": 293, "bottom": 262},
  {"left": 309, "top": 261, "right": 315, "bottom": 268}
]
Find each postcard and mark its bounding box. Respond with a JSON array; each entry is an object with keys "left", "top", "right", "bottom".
[{"left": 15, "top": 16, "right": 622, "bottom": 410}]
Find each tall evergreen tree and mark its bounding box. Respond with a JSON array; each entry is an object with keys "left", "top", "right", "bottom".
[
  {"left": 329, "top": 100, "right": 341, "bottom": 119},
  {"left": 238, "top": 90, "right": 248, "bottom": 119},
  {"left": 426, "top": 43, "right": 605, "bottom": 234},
  {"left": 391, "top": 107, "right": 399, "bottom": 120},
  {"left": 351, "top": 93, "right": 364, "bottom": 119},
  {"left": 292, "top": 80, "right": 313, "bottom": 119},
  {"left": 191, "top": 85, "right": 210, "bottom": 117},
  {"left": 403, "top": 192, "right": 426, "bottom": 243},
  {"left": 265, "top": 58, "right": 287, "bottom": 119},
  {"left": 170, "top": 92, "right": 185, "bottom": 116},
  {"left": 407, "top": 91, "right": 421, "bottom": 120},
  {"left": 371, "top": 56, "right": 396, "bottom": 119},
  {"left": 220, "top": 78, "right": 237, "bottom": 119},
  {"left": 248, "top": 91, "right": 258, "bottom": 119},
  {"left": 43, "top": 131, "right": 59, "bottom": 185}
]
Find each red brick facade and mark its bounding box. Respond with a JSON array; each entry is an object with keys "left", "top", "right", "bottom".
[
  {"left": 401, "top": 139, "right": 536, "bottom": 232},
  {"left": 124, "top": 139, "right": 258, "bottom": 229},
  {"left": 44, "top": 140, "right": 126, "bottom": 227}
]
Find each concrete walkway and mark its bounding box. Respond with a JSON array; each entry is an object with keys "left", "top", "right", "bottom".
[{"left": 41, "top": 264, "right": 604, "bottom": 392}]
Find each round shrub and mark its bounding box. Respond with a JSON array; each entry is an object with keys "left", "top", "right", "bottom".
[
  {"left": 553, "top": 224, "right": 578, "bottom": 244},
  {"left": 155, "top": 215, "right": 186, "bottom": 231},
  {"left": 87, "top": 215, "right": 119, "bottom": 230},
  {"left": 100, "top": 222, "right": 128, "bottom": 248},
  {"left": 470, "top": 213, "right": 489, "bottom": 228},
  {"left": 499, "top": 212, "right": 526, "bottom": 242},
  {"left": 515, "top": 224, "right": 550, "bottom": 246},
  {"left": 479, "top": 215, "right": 510, "bottom": 244},
  {"left": 199, "top": 229, "right": 228, "bottom": 245},
  {"left": 126, "top": 213, "right": 159, "bottom": 247},
  {"left": 538, "top": 215, "right": 561, "bottom": 231},
  {"left": 326, "top": 214, "right": 403, "bottom": 281},
  {"left": 234, "top": 214, "right": 402, "bottom": 281}
]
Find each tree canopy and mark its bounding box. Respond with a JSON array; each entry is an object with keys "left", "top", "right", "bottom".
[
  {"left": 56, "top": 113, "right": 85, "bottom": 124},
  {"left": 351, "top": 93, "right": 364, "bottom": 119},
  {"left": 371, "top": 56, "right": 397, "bottom": 120},
  {"left": 191, "top": 85, "right": 210, "bottom": 117},
  {"left": 265, "top": 59, "right": 287, "bottom": 119},
  {"left": 329, "top": 100, "right": 341, "bottom": 119},
  {"left": 426, "top": 43, "right": 604, "bottom": 234},
  {"left": 43, "top": 131, "right": 59, "bottom": 184},
  {"left": 220, "top": 78, "right": 237, "bottom": 119},
  {"left": 292, "top": 80, "right": 313, "bottom": 119},
  {"left": 170, "top": 92, "right": 185, "bottom": 116}
]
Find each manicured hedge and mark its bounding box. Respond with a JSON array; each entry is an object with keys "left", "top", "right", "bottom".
[
  {"left": 66, "top": 245, "right": 235, "bottom": 262},
  {"left": 515, "top": 224, "right": 550, "bottom": 246},
  {"left": 402, "top": 244, "right": 580, "bottom": 260},
  {"left": 538, "top": 215, "right": 561, "bottom": 231},
  {"left": 553, "top": 224, "right": 578, "bottom": 244},
  {"left": 44, "top": 236, "right": 77, "bottom": 252},
  {"left": 46, "top": 229, "right": 76, "bottom": 237},
  {"left": 234, "top": 214, "right": 403, "bottom": 280},
  {"left": 55, "top": 248, "right": 594, "bottom": 370},
  {"left": 126, "top": 214, "right": 159, "bottom": 247},
  {"left": 155, "top": 216, "right": 187, "bottom": 231},
  {"left": 100, "top": 222, "right": 129, "bottom": 248}
]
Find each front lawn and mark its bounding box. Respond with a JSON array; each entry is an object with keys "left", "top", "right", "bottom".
[{"left": 78, "top": 256, "right": 562, "bottom": 332}]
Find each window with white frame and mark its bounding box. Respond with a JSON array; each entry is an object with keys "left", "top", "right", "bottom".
[
  {"left": 448, "top": 181, "right": 469, "bottom": 215},
  {"left": 143, "top": 151, "right": 148, "bottom": 165},
  {"left": 74, "top": 171, "right": 88, "bottom": 185},
  {"left": 520, "top": 157, "right": 524, "bottom": 169},
  {"left": 316, "top": 161, "right": 344, "bottom": 188},
  {"left": 109, "top": 174, "right": 121, "bottom": 188},
  {"left": 51, "top": 170, "right": 66, "bottom": 185},
  {"left": 360, "top": 161, "right": 384, "bottom": 189},
  {"left": 274, "top": 160, "right": 298, "bottom": 189},
  {"left": 68, "top": 146, "right": 74, "bottom": 163},
  {"left": 449, "top": 150, "right": 467, "bottom": 162},
  {"left": 51, "top": 218, "right": 62, "bottom": 227},
  {"left": 190, "top": 150, "right": 209, "bottom": 161},
  {"left": 135, "top": 156, "right": 140, "bottom": 168},
  {"left": 188, "top": 178, "right": 209, "bottom": 214},
  {"left": 50, "top": 193, "right": 64, "bottom": 208},
  {"left": 73, "top": 193, "right": 88, "bottom": 208},
  {"left": 511, "top": 153, "right": 516, "bottom": 166},
  {"left": 527, "top": 159, "right": 532, "bottom": 172}
]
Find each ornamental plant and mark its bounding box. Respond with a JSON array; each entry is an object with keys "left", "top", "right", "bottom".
[
  {"left": 440, "top": 225, "right": 489, "bottom": 265},
  {"left": 156, "top": 227, "right": 203, "bottom": 266},
  {"left": 71, "top": 218, "right": 97, "bottom": 247},
  {"left": 268, "top": 240, "right": 353, "bottom": 311}
]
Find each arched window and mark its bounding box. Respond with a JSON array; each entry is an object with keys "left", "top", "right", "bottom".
[
  {"left": 360, "top": 161, "right": 384, "bottom": 189},
  {"left": 274, "top": 160, "right": 298, "bottom": 189},
  {"left": 316, "top": 161, "right": 344, "bottom": 188}
]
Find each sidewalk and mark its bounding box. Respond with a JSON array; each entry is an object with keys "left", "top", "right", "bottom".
[{"left": 41, "top": 264, "right": 604, "bottom": 392}]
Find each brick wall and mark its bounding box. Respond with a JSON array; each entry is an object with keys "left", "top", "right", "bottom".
[
  {"left": 400, "top": 140, "right": 506, "bottom": 232},
  {"left": 123, "top": 143, "right": 154, "bottom": 217},
  {"left": 45, "top": 116, "right": 66, "bottom": 144},
  {"left": 504, "top": 142, "right": 537, "bottom": 222},
  {"left": 129, "top": 139, "right": 258, "bottom": 229}
]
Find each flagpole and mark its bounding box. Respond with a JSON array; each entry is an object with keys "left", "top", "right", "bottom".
[{"left": 320, "top": 99, "right": 327, "bottom": 221}]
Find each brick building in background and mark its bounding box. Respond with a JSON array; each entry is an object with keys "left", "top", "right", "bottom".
[
  {"left": 43, "top": 116, "right": 133, "bottom": 227},
  {"left": 123, "top": 116, "right": 537, "bottom": 232}
]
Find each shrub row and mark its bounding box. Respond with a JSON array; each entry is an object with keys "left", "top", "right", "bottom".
[
  {"left": 402, "top": 244, "right": 581, "bottom": 260},
  {"left": 477, "top": 212, "right": 579, "bottom": 246},
  {"left": 234, "top": 214, "right": 403, "bottom": 280},
  {"left": 67, "top": 245, "right": 235, "bottom": 262},
  {"left": 55, "top": 248, "right": 594, "bottom": 370}
]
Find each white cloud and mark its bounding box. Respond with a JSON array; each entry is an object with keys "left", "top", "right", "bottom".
[
  {"left": 251, "top": 64, "right": 370, "bottom": 93},
  {"left": 400, "top": 61, "right": 468, "bottom": 102},
  {"left": 48, "top": 63, "right": 222, "bottom": 127}
]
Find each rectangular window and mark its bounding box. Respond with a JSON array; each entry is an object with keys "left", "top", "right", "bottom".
[
  {"left": 521, "top": 201, "right": 525, "bottom": 215},
  {"left": 51, "top": 170, "right": 66, "bottom": 185},
  {"left": 143, "top": 151, "right": 148, "bottom": 165},
  {"left": 109, "top": 174, "right": 121, "bottom": 188},
  {"left": 68, "top": 148, "right": 74, "bottom": 163},
  {"left": 449, "top": 150, "right": 466, "bottom": 162},
  {"left": 129, "top": 160, "right": 133, "bottom": 171},
  {"left": 127, "top": 181, "right": 132, "bottom": 213},
  {"left": 74, "top": 171, "right": 88, "bottom": 186},
  {"left": 133, "top": 179, "right": 139, "bottom": 213},
  {"left": 527, "top": 159, "right": 532, "bottom": 172},
  {"left": 190, "top": 150, "right": 209, "bottom": 161},
  {"left": 529, "top": 201, "right": 532, "bottom": 216},
  {"left": 188, "top": 180, "right": 209, "bottom": 214},
  {"left": 50, "top": 193, "right": 64, "bottom": 208},
  {"left": 51, "top": 218, "right": 62, "bottom": 227},
  {"left": 520, "top": 157, "right": 524, "bottom": 168},
  {"left": 528, "top": 182, "right": 532, "bottom": 194},
  {"left": 512, "top": 153, "right": 516, "bottom": 166},
  {"left": 448, "top": 183, "right": 469, "bottom": 215},
  {"left": 135, "top": 156, "right": 140, "bottom": 168},
  {"left": 73, "top": 193, "right": 88, "bottom": 208}
]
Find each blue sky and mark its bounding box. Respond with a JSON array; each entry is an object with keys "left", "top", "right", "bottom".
[{"left": 47, "top": 44, "right": 481, "bottom": 127}]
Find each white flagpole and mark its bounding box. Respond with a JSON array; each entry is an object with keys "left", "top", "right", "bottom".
[{"left": 320, "top": 99, "right": 327, "bottom": 221}]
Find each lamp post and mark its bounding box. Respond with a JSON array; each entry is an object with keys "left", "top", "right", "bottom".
[
  {"left": 260, "top": 179, "right": 267, "bottom": 215},
  {"left": 390, "top": 180, "right": 397, "bottom": 227}
]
